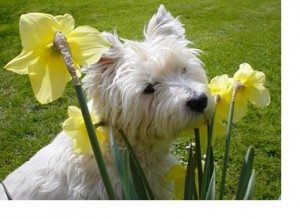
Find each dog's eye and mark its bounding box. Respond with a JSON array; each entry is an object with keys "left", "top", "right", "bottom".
[
  {"left": 143, "top": 84, "right": 155, "bottom": 94},
  {"left": 182, "top": 67, "right": 187, "bottom": 74}
]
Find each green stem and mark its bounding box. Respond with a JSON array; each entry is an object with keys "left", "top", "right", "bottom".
[
  {"left": 53, "top": 31, "right": 116, "bottom": 199},
  {"left": 75, "top": 86, "right": 116, "bottom": 200},
  {"left": 219, "top": 100, "right": 235, "bottom": 200}
]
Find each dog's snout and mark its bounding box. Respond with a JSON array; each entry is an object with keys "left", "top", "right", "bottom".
[{"left": 186, "top": 94, "right": 208, "bottom": 113}]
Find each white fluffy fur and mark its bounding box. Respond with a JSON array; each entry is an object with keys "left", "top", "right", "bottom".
[{"left": 0, "top": 5, "right": 213, "bottom": 200}]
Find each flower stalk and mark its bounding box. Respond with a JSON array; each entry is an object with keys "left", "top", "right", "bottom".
[
  {"left": 53, "top": 31, "right": 116, "bottom": 200},
  {"left": 218, "top": 81, "right": 240, "bottom": 200}
]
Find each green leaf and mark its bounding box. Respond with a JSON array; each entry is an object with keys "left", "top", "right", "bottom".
[
  {"left": 205, "top": 168, "right": 215, "bottom": 200},
  {"left": 129, "top": 154, "right": 149, "bottom": 199},
  {"left": 122, "top": 148, "right": 138, "bottom": 199},
  {"left": 119, "top": 129, "right": 155, "bottom": 200},
  {"left": 243, "top": 169, "right": 255, "bottom": 200},
  {"left": 219, "top": 100, "right": 235, "bottom": 200},
  {"left": 109, "top": 126, "right": 137, "bottom": 199},
  {"left": 236, "top": 146, "right": 255, "bottom": 200},
  {"left": 184, "top": 146, "right": 196, "bottom": 200},
  {"left": 194, "top": 128, "right": 202, "bottom": 199},
  {"left": 109, "top": 125, "right": 123, "bottom": 178},
  {"left": 201, "top": 122, "right": 215, "bottom": 200}
]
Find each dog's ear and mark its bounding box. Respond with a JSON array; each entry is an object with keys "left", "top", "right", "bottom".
[{"left": 144, "top": 5, "right": 185, "bottom": 41}]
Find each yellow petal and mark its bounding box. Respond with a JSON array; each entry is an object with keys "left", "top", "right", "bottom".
[
  {"left": 67, "top": 106, "right": 82, "bottom": 118},
  {"left": 245, "top": 86, "right": 271, "bottom": 107},
  {"left": 55, "top": 14, "right": 75, "bottom": 35},
  {"left": 68, "top": 26, "right": 111, "bottom": 65},
  {"left": 238, "top": 63, "right": 253, "bottom": 74},
  {"left": 246, "top": 71, "right": 266, "bottom": 86},
  {"left": 234, "top": 71, "right": 250, "bottom": 84},
  {"left": 63, "top": 115, "right": 91, "bottom": 155},
  {"left": 209, "top": 74, "right": 232, "bottom": 96},
  {"left": 62, "top": 117, "right": 83, "bottom": 138},
  {"left": 233, "top": 64, "right": 254, "bottom": 83},
  {"left": 215, "top": 99, "right": 230, "bottom": 121},
  {"left": 73, "top": 136, "right": 91, "bottom": 155},
  {"left": 63, "top": 104, "right": 107, "bottom": 155},
  {"left": 20, "top": 13, "right": 58, "bottom": 50},
  {"left": 28, "top": 49, "right": 71, "bottom": 104},
  {"left": 4, "top": 50, "right": 37, "bottom": 74},
  {"left": 233, "top": 97, "right": 248, "bottom": 122},
  {"left": 234, "top": 64, "right": 267, "bottom": 88}
]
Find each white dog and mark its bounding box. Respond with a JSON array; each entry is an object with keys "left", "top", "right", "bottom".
[{"left": 0, "top": 5, "right": 213, "bottom": 200}]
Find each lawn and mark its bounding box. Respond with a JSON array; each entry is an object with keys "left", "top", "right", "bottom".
[{"left": 0, "top": 0, "right": 280, "bottom": 200}]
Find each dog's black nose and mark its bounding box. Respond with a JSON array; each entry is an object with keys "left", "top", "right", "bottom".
[{"left": 186, "top": 94, "right": 208, "bottom": 113}]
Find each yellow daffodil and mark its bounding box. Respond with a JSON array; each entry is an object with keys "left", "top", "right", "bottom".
[
  {"left": 62, "top": 105, "right": 108, "bottom": 155},
  {"left": 209, "top": 73, "right": 251, "bottom": 123},
  {"left": 233, "top": 63, "right": 270, "bottom": 108},
  {"left": 208, "top": 74, "right": 233, "bottom": 121},
  {"left": 4, "top": 13, "right": 111, "bottom": 104}
]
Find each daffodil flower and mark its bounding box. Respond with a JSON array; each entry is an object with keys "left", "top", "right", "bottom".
[
  {"left": 208, "top": 74, "right": 233, "bottom": 121},
  {"left": 233, "top": 63, "right": 270, "bottom": 108},
  {"left": 4, "top": 13, "right": 111, "bottom": 104},
  {"left": 62, "top": 105, "right": 108, "bottom": 155}
]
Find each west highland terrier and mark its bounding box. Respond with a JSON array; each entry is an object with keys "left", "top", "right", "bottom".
[{"left": 0, "top": 5, "right": 213, "bottom": 199}]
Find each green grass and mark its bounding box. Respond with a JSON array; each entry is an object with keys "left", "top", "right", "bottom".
[{"left": 0, "top": 0, "right": 280, "bottom": 200}]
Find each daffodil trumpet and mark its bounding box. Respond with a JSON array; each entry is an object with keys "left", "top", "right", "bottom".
[{"left": 52, "top": 31, "right": 116, "bottom": 200}]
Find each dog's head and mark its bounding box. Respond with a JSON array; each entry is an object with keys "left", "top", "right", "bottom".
[{"left": 83, "top": 5, "right": 214, "bottom": 143}]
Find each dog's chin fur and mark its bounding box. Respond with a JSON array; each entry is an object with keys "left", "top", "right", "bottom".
[{"left": 0, "top": 5, "right": 213, "bottom": 200}]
